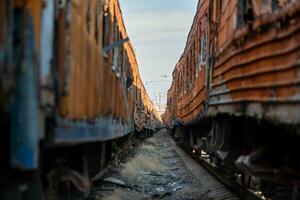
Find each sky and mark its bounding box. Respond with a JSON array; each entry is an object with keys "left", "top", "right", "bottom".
[{"left": 119, "top": 0, "right": 198, "bottom": 113}]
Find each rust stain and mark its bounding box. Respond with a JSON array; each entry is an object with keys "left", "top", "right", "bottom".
[
  {"left": 52, "top": 0, "right": 159, "bottom": 129},
  {"left": 165, "top": 0, "right": 300, "bottom": 128},
  {"left": 0, "top": 0, "right": 162, "bottom": 146}
]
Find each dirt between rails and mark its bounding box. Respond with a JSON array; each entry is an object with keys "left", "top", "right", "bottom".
[{"left": 86, "top": 130, "right": 213, "bottom": 200}]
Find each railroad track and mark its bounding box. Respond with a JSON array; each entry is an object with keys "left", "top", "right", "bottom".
[
  {"left": 169, "top": 136, "right": 262, "bottom": 200},
  {"left": 191, "top": 153, "right": 262, "bottom": 200}
]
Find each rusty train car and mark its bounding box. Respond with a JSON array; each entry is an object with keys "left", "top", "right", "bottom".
[
  {"left": 165, "top": 0, "right": 300, "bottom": 199},
  {"left": 134, "top": 73, "right": 162, "bottom": 137},
  {"left": 0, "top": 0, "right": 160, "bottom": 199}
]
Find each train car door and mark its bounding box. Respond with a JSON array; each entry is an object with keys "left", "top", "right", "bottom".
[
  {"left": 10, "top": 1, "right": 40, "bottom": 170},
  {"left": 40, "top": 0, "right": 55, "bottom": 109}
]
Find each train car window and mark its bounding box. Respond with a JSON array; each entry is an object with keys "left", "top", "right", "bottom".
[
  {"left": 180, "top": 71, "right": 183, "bottom": 94},
  {"left": 201, "top": 15, "right": 208, "bottom": 64},
  {"left": 139, "top": 90, "right": 142, "bottom": 107},
  {"left": 218, "top": 0, "right": 222, "bottom": 21},
  {"left": 126, "top": 76, "right": 133, "bottom": 90},
  {"left": 124, "top": 53, "right": 128, "bottom": 78},
  {"left": 118, "top": 36, "right": 123, "bottom": 78},
  {"left": 124, "top": 54, "right": 128, "bottom": 87},
  {"left": 177, "top": 72, "right": 180, "bottom": 95},
  {"left": 178, "top": 68, "right": 182, "bottom": 96},
  {"left": 197, "top": 23, "right": 202, "bottom": 72},
  {"left": 188, "top": 51, "right": 193, "bottom": 84},
  {"left": 200, "top": 37, "right": 206, "bottom": 64},
  {"left": 182, "top": 70, "right": 184, "bottom": 94},
  {"left": 63, "top": 0, "right": 72, "bottom": 95},
  {"left": 185, "top": 62, "right": 188, "bottom": 93},
  {"left": 213, "top": 0, "right": 222, "bottom": 23},
  {"left": 127, "top": 66, "right": 134, "bottom": 91},
  {"left": 190, "top": 50, "right": 194, "bottom": 84},
  {"left": 86, "top": 0, "right": 91, "bottom": 33},
  {"left": 121, "top": 49, "right": 125, "bottom": 82},
  {"left": 116, "top": 44, "right": 122, "bottom": 78},
  {"left": 40, "top": 0, "right": 55, "bottom": 105},
  {"left": 57, "top": 0, "right": 66, "bottom": 9},
  {"left": 112, "top": 23, "right": 120, "bottom": 76},
  {"left": 213, "top": 0, "right": 218, "bottom": 22},
  {"left": 112, "top": 21, "right": 116, "bottom": 69},
  {"left": 102, "top": 0, "right": 110, "bottom": 51},
  {"left": 205, "top": 12, "right": 209, "bottom": 58},
  {"left": 249, "top": 0, "right": 291, "bottom": 19},
  {"left": 196, "top": 52, "right": 200, "bottom": 76},
  {"left": 240, "top": 0, "right": 253, "bottom": 26},
  {"left": 187, "top": 52, "right": 190, "bottom": 88},
  {"left": 95, "top": 0, "right": 99, "bottom": 44},
  {"left": 177, "top": 73, "right": 180, "bottom": 91},
  {"left": 189, "top": 50, "right": 192, "bottom": 83},
  {"left": 193, "top": 42, "right": 197, "bottom": 80},
  {"left": 123, "top": 53, "right": 129, "bottom": 88}
]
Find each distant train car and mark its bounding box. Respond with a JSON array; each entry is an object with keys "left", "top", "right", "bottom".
[
  {"left": 0, "top": 0, "right": 160, "bottom": 199},
  {"left": 166, "top": 0, "right": 300, "bottom": 199},
  {"left": 133, "top": 74, "right": 158, "bottom": 138}
]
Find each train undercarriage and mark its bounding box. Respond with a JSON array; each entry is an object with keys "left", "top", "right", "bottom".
[
  {"left": 0, "top": 127, "right": 155, "bottom": 200},
  {"left": 171, "top": 115, "right": 300, "bottom": 200}
]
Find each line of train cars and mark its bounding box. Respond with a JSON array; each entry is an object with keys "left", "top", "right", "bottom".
[
  {"left": 163, "top": 0, "right": 300, "bottom": 199},
  {"left": 0, "top": 0, "right": 161, "bottom": 199}
]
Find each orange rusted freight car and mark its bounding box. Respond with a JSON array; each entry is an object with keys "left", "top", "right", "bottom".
[
  {"left": 0, "top": 0, "right": 45, "bottom": 179},
  {"left": 134, "top": 71, "right": 151, "bottom": 132},
  {"left": 166, "top": 0, "right": 300, "bottom": 198},
  {"left": 54, "top": 0, "right": 136, "bottom": 141},
  {"left": 0, "top": 0, "right": 160, "bottom": 198}
]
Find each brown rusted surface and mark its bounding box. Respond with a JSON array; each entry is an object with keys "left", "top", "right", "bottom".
[
  {"left": 166, "top": 0, "right": 300, "bottom": 129},
  {"left": 54, "top": 0, "right": 159, "bottom": 130},
  {"left": 217, "top": 0, "right": 238, "bottom": 52},
  {"left": 57, "top": 0, "right": 124, "bottom": 121},
  {"left": 165, "top": 0, "right": 211, "bottom": 125}
]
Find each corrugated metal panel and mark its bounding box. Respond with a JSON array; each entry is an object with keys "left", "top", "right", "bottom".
[
  {"left": 166, "top": 0, "right": 300, "bottom": 129},
  {"left": 52, "top": 0, "right": 160, "bottom": 142}
]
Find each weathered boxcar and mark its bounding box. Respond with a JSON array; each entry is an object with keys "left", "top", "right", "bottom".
[
  {"left": 166, "top": 0, "right": 300, "bottom": 198},
  {"left": 0, "top": 0, "right": 160, "bottom": 199}
]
